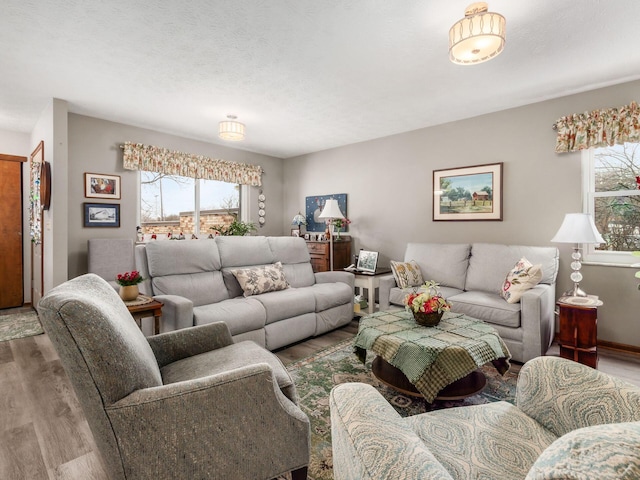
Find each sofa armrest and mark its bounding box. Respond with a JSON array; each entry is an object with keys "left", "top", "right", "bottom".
[
  {"left": 151, "top": 294, "right": 193, "bottom": 332},
  {"left": 147, "top": 322, "right": 234, "bottom": 368},
  {"left": 516, "top": 356, "right": 640, "bottom": 437},
  {"left": 519, "top": 284, "right": 555, "bottom": 362},
  {"left": 378, "top": 274, "right": 396, "bottom": 311},
  {"left": 106, "top": 363, "right": 310, "bottom": 479},
  {"left": 330, "top": 383, "right": 453, "bottom": 480},
  {"left": 315, "top": 271, "right": 355, "bottom": 289}
]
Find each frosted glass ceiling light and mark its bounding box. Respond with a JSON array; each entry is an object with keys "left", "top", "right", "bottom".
[
  {"left": 219, "top": 115, "right": 245, "bottom": 141},
  {"left": 449, "top": 2, "right": 506, "bottom": 65}
]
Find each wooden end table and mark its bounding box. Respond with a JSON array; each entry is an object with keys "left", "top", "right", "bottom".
[
  {"left": 126, "top": 299, "right": 163, "bottom": 335},
  {"left": 556, "top": 296, "right": 602, "bottom": 368}
]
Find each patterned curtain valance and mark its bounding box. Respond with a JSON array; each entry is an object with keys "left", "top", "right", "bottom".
[
  {"left": 554, "top": 101, "right": 640, "bottom": 153},
  {"left": 123, "top": 141, "right": 263, "bottom": 186}
]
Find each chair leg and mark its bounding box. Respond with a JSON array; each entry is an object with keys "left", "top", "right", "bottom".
[{"left": 291, "top": 466, "right": 308, "bottom": 480}]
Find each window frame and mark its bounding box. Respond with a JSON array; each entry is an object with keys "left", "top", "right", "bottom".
[
  {"left": 581, "top": 147, "right": 640, "bottom": 265},
  {"left": 137, "top": 171, "right": 243, "bottom": 236}
]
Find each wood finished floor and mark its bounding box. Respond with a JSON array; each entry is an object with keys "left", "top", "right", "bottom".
[{"left": 1, "top": 315, "right": 639, "bottom": 479}]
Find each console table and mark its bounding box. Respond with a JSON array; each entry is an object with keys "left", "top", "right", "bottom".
[{"left": 305, "top": 237, "right": 351, "bottom": 272}]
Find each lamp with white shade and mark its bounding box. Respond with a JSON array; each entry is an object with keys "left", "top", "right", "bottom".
[
  {"left": 318, "top": 199, "right": 345, "bottom": 272},
  {"left": 551, "top": 213, "right": 605, "bottom": 297}
]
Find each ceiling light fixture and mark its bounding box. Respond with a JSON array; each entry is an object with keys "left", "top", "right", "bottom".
[
  {"left": 219, "top": 115, "right": 246, "bottom": 141},
  {"left": 449, "top": 2, "right": 506, "bottom": 65}
]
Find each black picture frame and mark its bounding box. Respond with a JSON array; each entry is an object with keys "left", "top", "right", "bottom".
[{"left": 84, "top": 202, "right": 120, "bottom": 227}]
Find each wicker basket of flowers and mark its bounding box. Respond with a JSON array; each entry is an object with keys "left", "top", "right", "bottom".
[{"left": 404, "top": 280, "right": 451, "bottom": 327}]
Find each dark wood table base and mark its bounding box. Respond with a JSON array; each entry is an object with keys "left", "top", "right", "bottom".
[{"left": 372, "top": 356, "right": 487, "bottom": 402}]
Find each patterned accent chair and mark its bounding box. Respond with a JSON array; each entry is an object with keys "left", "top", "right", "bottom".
[
  {"left": 38, "top": 273, "right": 309, "bottom": 480},
  {"left": 330, "top": 356, "right": 640, "bottom": 479}
]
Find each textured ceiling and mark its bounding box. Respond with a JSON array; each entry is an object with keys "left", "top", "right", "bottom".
[{"left": 1, "top": 1, "right": 640, "bottom": 159}]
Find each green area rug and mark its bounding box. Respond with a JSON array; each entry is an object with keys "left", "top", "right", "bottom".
[
  {"left": 287, "top": 338, "right": 520, "bottom": 480},
  {"left": 0, "top": 310, "right": 44, "bottom": 342}
]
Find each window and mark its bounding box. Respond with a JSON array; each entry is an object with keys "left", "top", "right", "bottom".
[
  {"left": 140, "top": 172, "right": 240, "bottom": 236},
  {"left": 582, "top": 142, "right": 640, "bottom": 264}
]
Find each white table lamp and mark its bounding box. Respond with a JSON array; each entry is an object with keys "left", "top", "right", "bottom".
[
  {"left": 318, "top": 199, "right": 345, "bottom": 271},
  {"left": 551, "top": 213, "right": 605, "bottom": 297}
]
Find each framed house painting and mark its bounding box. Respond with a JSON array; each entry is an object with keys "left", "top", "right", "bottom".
[
  {"left": 433, "top": 163, "right": 503, "bottom": 221},
  {"left": 84, "top": 203, "right": 120, "bottom": 227},
  {"left": 85, "top": 172, "right": 121, "bottom": 199}
]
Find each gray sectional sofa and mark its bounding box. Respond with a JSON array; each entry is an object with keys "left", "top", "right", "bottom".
[
  {"left": 135, "top": 236, "right": 354, "bottom": 350},
  {"left": 379, "top": 243, "right": 559, "bottom": 363}
]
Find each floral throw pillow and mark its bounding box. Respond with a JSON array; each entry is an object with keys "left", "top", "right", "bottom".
[
  {"left": 500, "top": 257, "right": 543, "bottom": 304},
  {"left": 390, "top": 260, "right": 424, "bottom": 289},
  {"left": 231, "top": 262, "right": 290, "bottom": 297}
]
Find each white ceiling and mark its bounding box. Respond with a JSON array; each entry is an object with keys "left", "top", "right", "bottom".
[{"left": 2, "top": 1, "right": 640, "bottom": 159}]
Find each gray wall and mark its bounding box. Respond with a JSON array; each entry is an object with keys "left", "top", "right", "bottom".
[
  {"left": 67, "top": 114, "right": 285, "bottom": 279},
  {"left": 283, "top": 79, "right": 640, "bottom": 348}
]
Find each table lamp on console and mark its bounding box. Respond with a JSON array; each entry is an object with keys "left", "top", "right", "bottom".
[
  {"left": 318, "top": 199, "right": 345, "bottom": 272},
  {"left": 551, "top": 213, "right": 605, "bottom": 297}
]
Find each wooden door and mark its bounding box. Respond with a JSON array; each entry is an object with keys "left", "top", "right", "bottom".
[{"left": 0, "top": 154, "right": 26, "bottom": 308}]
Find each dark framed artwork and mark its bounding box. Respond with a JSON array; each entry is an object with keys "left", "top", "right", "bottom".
[
  {"left": 433, "top": 162, "right": 503, "bottom": 221},
  {"left": 85, "top": 172, "right": 121, "bottom": 199},
  {"left": 305, "top": 193, "right": 347, "bottom": 232},
  {"left": 84, "top": 203, "right": 120, "bottom": 227}
]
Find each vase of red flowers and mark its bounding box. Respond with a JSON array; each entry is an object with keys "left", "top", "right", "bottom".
[
  {"left": 404, "top": 280, "right": 451, "bottom": 326},
  {"left": 115, "top": 271, "right": 144, "bottom": 301},
  {"left": 331, "top": 217, "right": 351, "bottom": 239}
]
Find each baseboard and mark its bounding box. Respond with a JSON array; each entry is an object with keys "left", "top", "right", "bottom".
[{"left": 598, "top": 340, "right": 640, "bottom": 357}]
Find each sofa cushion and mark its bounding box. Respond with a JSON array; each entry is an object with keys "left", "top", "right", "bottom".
[
  {"left": 404, "top": 243, "right": 470, "bottom": 290},
  {"left": 389, "top": 285, "right": 464, "bottom": 307},
  {"left": 500, "top": 257, "right": 543, "bottom": 304},
  {"left": 311, "top": 282, "right": 353, "bottom": 311},
  {"left": 448, "top": 291, "right": 521, "bottom": 328},
  {"left": 231, "top": 262, "right": 290, "bottom": 297},
  {"left": 390, "top": 260, "right": 424, "bottom": 289},
  {"left": 525, "top": 422, "right": 640, "bottom": 480},
  {"left": 406, "top": 402, "right": 557, "bottom": 480},
  {"left": 216, "top": 236, "right": 274, "bottom": 267},
  {"left": 466, "top": 243, "right": 559, "bottom": 294},
  {"left": 145, "top": 239, "right": 221, "bottom": 277},
  {"left": 192, "top": 297, "right": 266, "bottom": 335},
  {"left": 152, "top": 271, "right": 229, "bottom": 307},
  {"left": 252, "top": 287, "right": 316, "bottom": 324}
]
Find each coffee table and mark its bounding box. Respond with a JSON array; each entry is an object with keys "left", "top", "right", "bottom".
[{"left": 354, "top": 309, "right": 511, "bottom": 403}]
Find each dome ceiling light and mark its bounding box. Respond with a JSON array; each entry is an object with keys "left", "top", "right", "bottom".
[
  {"left": 449, "top": 2, "right": 506, "bottom": 65},
  {"left": 219, "top": 115, "right": 246, "bottom": 141}
]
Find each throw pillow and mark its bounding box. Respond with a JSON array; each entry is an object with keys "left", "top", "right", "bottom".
[
  {"left": 231, "top": 262, "right": 290, "bottom": 297},
  {"left": 390, "top": 260, "right": 424, "bottom": 289},
  {"left": 525, "top": 422, "right": 640, "bottom": 480},
  {"left": 500, "top": 257, "right": 543, "bottom": 304}
]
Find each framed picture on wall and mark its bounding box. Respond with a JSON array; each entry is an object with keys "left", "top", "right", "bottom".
[
  {"left": 85, "top": 172, "right": 121, "bottom": 199},
  {"left": 305, "top": 193, "right": 347, "bottom": 232},
  {"left": 84, "top": 203, "right": 120, "bottom": 227},
  {"left": 432, "top": 162, "right": 503, "bottom": 221}
]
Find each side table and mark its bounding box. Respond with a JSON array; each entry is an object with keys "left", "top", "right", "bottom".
[
  {"left": 126, "top": 299, "right": 164, "bottom": 335},
  {"left": 352, "top": 268, "right": 392, "bottom": 315},
  {"left": 556, "top": 296, "right": 602, "bottom": 368}
]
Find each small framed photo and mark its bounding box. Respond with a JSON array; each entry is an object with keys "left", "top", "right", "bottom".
[
  {"left": 85, "top": 172, "right": 121, "bottom": 200},
  {"left": 304, "top": 233, "right": 310, "bottom": 240},
  {"left": 357, "top": 250, "right": 379, "bottom": 273},
  {"left": 433, "top": 162, "right": 503, "bottom": 221},
  {"left": 84, "top": 203, "right": 120, "bottom": 227},
  {"left": 291, "top": 229, "right": 300, "bottom": 237}
]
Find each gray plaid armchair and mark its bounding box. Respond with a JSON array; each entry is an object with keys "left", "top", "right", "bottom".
[{"left": 37, "top": 273, "right": 309, "bottom": 480}]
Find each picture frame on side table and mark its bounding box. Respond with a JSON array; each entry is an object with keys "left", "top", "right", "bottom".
[
  {"left": 357, "top": 250, "right": 379, "bottom": 273},
  {"left": 85, "top": 172, "right": 121, "bottom": 199},
  {"left": 84, "top": 203, "right": 120, "bottom": 227},
  {"left": 433, "top": 162, "right": 503, "bottom": 221}
]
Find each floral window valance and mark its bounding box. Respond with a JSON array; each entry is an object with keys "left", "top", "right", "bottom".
[
  {"left": 123, "top": 141, "right": 263, "bottom": 186},
  {"left": 554, "top": 101, "right": 640, "bottom": 153}
]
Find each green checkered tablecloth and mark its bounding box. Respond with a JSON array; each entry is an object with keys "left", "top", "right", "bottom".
[{"left": 354, "top": 309, "right": 511, "bottom": 402}]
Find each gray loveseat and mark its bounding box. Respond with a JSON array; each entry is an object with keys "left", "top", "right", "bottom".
[
  {"left": 379, "top": 243, "right": 559, "bottom": 363},
  {"left": 135, "top": 236, "right": 354, "bottom": 350}
]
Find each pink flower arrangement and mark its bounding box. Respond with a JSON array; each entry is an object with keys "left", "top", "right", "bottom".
[
  {"left": 404, "top": 281, "right": 451, "bottom": 314},
  {"left": 116, "top": 271, "right": 144, "bottom": 286},
  {"left": 331, "top": 217, "right": 351, "bottom": 230}
]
